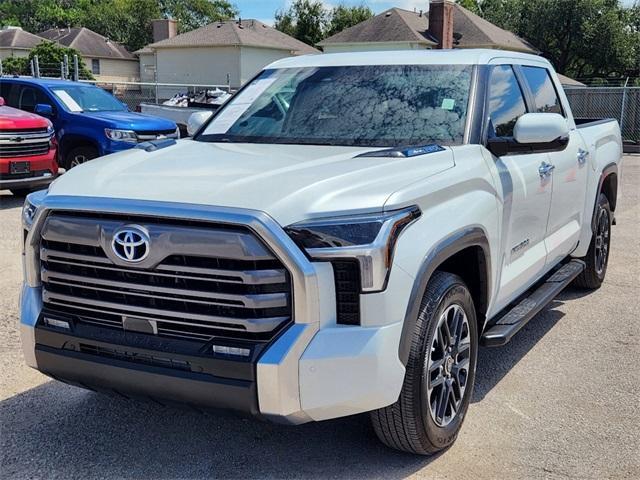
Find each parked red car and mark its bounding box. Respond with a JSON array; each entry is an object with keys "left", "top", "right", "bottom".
[{"left": 0, "top": 96, "right": 58, "bottom": 196}]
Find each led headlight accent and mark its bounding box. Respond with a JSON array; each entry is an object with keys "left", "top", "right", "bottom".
[
  {"left": 22, "top": 190, "right": 46, "bottom": 231},
  {"left": 105, "top": 128, "right": 138, "bottom": 143},
  {"left": 286, "top": 207, "right": 420, "bottom": 292},
  {"left": 22, "top": 190, "right": 47, "bottom": 287}
]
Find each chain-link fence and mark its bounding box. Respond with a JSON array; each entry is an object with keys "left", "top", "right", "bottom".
[{"left": 564, "top": 87, "right": 640, "bottom": 151}]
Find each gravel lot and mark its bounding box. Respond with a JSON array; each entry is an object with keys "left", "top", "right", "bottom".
[{"left": 1, "top": 156, "right": 638, "bottom": 480}]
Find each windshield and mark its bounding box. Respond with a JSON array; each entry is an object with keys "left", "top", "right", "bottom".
[
  {"left": 198, "top": 65, "right": 473, "bottom": 147},
  {"left": 51, "top": 85, "right": 126, "bottom": 112}
]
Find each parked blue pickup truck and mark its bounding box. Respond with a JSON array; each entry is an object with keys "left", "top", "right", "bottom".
[{"left": 0, "top": 78, "right": 178, "bottom": 169}]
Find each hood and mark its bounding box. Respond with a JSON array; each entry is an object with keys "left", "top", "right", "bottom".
[
  {"left": 78, "top": 111, "right": 177, "bottom": 131},
  {"left": 48, "top": 140, "right": 455, "bottom": 225},
  {"left": 0, "top": 106, "right": 51, "bottom": 130}
]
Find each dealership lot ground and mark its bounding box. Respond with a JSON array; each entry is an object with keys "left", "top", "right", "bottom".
[{"left": 1, "top": 156, "right": 638, "bottom": 480}]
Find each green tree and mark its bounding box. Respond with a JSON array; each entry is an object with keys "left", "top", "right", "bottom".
[
  {"left": 29, "top": 41, "right": 94, "bottom": 79},
  {"left": 275, "top": 0, "right": 327, "bottom": 46},
  {"left": 455, "top": 0, "right": 482, "bottom": 15},
  {"left": 158, "top": 0, "right": 236, "bottom": 33},
  {"left": 79, "top": 0, "right": 161, "bottom": 52},
  {"left": 1, "top": 56, "right": 30, "bottom": 75},
  {"left": 0, "top": 0, "right": 237, "bottom": 52},
  {"left": 326, "top": 4, "right": 373, "bottom": 37},
  {"left": 477, "top": 0, "right": 638, "bottom": 78}
]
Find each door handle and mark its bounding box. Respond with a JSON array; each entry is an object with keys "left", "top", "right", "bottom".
[
  {"left": 577, "top": 148, "right": 589, "bottom": 165},
  {"left": 538, "top": 162, "right": 555, "bottom": 177}
]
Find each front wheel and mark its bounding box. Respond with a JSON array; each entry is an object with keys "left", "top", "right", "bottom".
[
  {"left": 371, "top": 271, "right": 478, "bottom": 455},
  {"left": 573, "top": 193, "right": 612, "bottom": 289},
  {"left": 64, "top": 146, "right": 98, "bottom": 170}
]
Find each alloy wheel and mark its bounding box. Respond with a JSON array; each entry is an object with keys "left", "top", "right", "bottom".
[
  {"left": 594, "top": 207, "right": 610, "bottom": 276},
  {"left": 425, "top": 304, "right": 471, "bottom": 427},
  {"left": 70, "top": 155, "right": 87, "bottom": 168}
]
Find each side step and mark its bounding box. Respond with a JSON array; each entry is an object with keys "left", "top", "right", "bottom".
[{"left": 481, "top": 259, "right": 585, "bottom": 347}]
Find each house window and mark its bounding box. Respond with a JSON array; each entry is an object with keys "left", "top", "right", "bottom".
[{"left": 91, "top": 59, "right": 100, "bottom": 75}]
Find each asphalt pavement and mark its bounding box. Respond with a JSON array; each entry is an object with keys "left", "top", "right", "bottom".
[{"left": 1, "top": 156, "right": 638, "bottom": 479}]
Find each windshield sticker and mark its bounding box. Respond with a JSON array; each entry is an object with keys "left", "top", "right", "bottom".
[
  {"left": 441, "top": 98, "right": 455, "bottom": 110},
  {"left": 52, "top": 90, "right": 83, "bottom": 112}
]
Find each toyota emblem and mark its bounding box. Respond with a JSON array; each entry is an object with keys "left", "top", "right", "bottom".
[{"left": 112, "top": 226, "right": 150, "bottom": 262}]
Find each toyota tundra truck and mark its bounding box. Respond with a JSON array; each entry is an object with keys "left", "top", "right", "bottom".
[
  {"left": 19, "top": 50, "right": 622, "bottom": 455},
  {"left": 0, "top": 96, "right": 58, "bottom": 195}
]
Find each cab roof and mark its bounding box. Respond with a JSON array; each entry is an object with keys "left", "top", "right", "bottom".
[
  {"left": 0, "top": 77, "right": 92, "bottom": 88},
  {"left": 267, "top": 48, "right": 552, "bottom": 70}
]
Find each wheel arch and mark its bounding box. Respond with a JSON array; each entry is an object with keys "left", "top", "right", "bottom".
[
  {"left": 59, "top": 134, "right": 100, "bottom": 161},
  {"left": 593, "top": 163, "right": 618, "bottom": 232},
  {"left": 398, "top": 227, "right": 491, "bottom": 366}
]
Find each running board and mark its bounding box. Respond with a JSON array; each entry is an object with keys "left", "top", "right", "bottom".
[{"left": 481, "top": 259, "right": 585, "bottom": 347}]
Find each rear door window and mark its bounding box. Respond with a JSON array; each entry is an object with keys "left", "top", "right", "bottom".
[
  {"left": 521, "top": 66, "right": 564, "bottom": 116},
  {"left": 487, "top": 65, "right": 528, "bottom": 138}
]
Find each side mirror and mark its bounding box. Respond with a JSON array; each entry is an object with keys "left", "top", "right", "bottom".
[
  {"left": 34, "top": 103, "right": 54, "bottom": 118},
  {"left": 513, "top": 113, "right": 569, "bottom": 144},
  {"left": 487, "top": 113, "right": 569, "bottom": 157},
  {"left": 187, "top": 110, "right": 213, "bottom": 137}
]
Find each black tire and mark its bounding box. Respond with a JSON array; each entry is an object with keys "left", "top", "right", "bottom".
[
  {"left": 371, "top": 271, "right": 478, "bottom": 455},
  {"left": 63, "top": 145, "right": 98, "bottom": 170},
  {"left": 573, "top": 193, "right": 612, "bottom": 289},
  {"left": 10, "top": 189, "right": 33, "bottom": 197}
]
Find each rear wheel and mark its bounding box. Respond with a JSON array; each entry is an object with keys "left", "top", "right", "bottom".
[
  {"left": 574, "top": 193, "right": 612, "bottom": 289},
  {"left": 64, "top": 145, "right": 98, "bottom": 170},
  {"left": 370, "top": 271, "right": 478, "bottom": 455}
]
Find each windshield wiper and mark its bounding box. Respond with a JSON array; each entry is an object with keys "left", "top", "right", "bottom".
[{"left": 355, "top": 144, "right": 445, "bottom": 158}]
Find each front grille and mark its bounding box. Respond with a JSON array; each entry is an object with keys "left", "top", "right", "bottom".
[
  {"left": 0, "top": 127, "right": 49, "bottom": 135},
  {"left": 79, "top": 343, "right": 192, "bottom": 371},
  {"left": 135, "top": 128, "right": 179, "bottom": 141},
  {"left": 0, "top": 141, "right": 50, "bottom": 158},
  {"left": 39, "top": 213, "right": 292, "bottom": 343}
]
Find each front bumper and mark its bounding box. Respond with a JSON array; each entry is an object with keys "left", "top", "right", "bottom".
[
  {"left": 0, "top": 171, "right": 55, "bottom": 191},
  {"left": 20, "top": 196, "right": 408, "bottom": 423}
]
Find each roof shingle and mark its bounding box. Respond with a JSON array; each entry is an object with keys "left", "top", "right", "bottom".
[
  {"left": 319, "top": 5, "right": 536, "bottom": 54},
  {"left": 0, "top": 27, "right": 45, "bottom": 50},
  {"left": 146, "top": 19, "right": 319, "bottom": 55},
  {"left": 38, "top": 27, "right": 136, "bottom": 60}
]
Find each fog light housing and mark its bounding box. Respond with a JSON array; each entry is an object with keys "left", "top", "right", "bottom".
[
  {"left": 212, "top": 345, "right": 251, "bottom": 357},
  {"left": 44, "top": 317, "right": 70, "bottom": 329}
]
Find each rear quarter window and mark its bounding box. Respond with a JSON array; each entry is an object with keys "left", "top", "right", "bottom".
[{"left": 521, "top": 66, "right": 564, "bottom": 116}]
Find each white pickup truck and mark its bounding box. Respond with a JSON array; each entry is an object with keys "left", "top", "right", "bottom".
[{"left": 20, "top": 50, "right": 622, "bottom": 455}]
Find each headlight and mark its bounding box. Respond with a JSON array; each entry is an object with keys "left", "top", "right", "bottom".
[
  {"left": 22, "top": 190, "right": 47, "bottom": 286},
  {"left": 22, "top": 192, "right": 44, "bottom": 231},
  {"left": 285, "top": 206, "right": 420, "bottom": 292},
  {"left": 105, "top": 128, "right": 137, "bottom": 143}
]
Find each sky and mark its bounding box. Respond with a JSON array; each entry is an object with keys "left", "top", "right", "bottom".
[
  {"left": 235, "top": 0, "right": 436, "bottom": 25},
  {"left": 236, "top": 0, "right": 638, "bottom": 25}
]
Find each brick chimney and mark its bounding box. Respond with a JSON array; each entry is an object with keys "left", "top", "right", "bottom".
[
  {"left": 152, "top": 19, "right": 177, "bottom": 43},
  {"left": 428, "top": 0, "right": 454, "bottom": 49}
]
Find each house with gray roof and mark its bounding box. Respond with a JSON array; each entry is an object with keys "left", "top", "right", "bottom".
[
  {"left": 318, "top": 1, "right": 536, "bottom": 54},
  {"left": 137, "top": 19, "right": 319, "bottom": 89},
  {"left": 38, "top": 27, "right": 138, "bottom": 82},
  {"left": 0, "top": 27, "right": 45, "bottom": 61}
]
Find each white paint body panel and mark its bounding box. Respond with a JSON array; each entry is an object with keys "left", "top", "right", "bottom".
[{"left": 37, "top": 49, "right": 624, "bottom": 421}]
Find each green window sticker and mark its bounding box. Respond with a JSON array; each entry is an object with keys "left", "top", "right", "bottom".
[{"left": 441, "top": 98, "right": 455, "bottom": 110}]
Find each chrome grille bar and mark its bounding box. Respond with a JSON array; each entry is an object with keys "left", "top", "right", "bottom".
[{"left": 39, "top": 212, "right": 293, "bottom": 341}]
